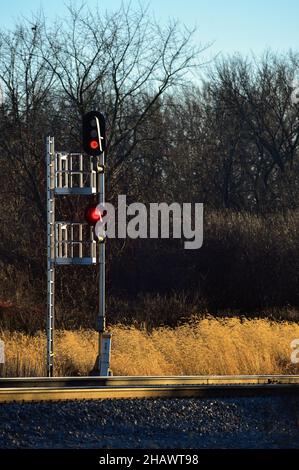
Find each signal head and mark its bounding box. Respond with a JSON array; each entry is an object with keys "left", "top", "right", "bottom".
[{"left": 82, "top": 111, "right": 106, "bottom": 156}]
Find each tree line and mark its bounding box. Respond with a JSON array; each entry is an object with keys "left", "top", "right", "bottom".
[{"left": 0, "top": 4, "right": 298, "bottom": 329}]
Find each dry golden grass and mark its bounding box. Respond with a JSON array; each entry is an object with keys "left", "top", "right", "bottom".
[{"left": 1, "top": 317, "right": 299, "bottom": 376}]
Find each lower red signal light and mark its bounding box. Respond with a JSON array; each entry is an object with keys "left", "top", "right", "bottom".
[
  {"left": 90, "top": 140, "right": 99, "bottom": 149},
  {"left": 85, "top": 204, "right": 102, "bottom": 225}
]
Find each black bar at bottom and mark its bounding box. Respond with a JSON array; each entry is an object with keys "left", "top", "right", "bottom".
[{"left": 0, "top": 449, "right": 297, "bottom": 468}]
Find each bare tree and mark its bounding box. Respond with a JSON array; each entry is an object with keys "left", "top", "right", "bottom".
[
  {"left": 199, "top": 53, "right": 299, "bottom": 211},
  {"left": 43, "top": 3, "right": 206, "bottom": 193},
  {"left": 0, "top": 2, "right": 206, "bottom": 304}
]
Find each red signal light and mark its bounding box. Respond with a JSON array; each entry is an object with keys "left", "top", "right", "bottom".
[
  {"left": 85, "top": 204, "right": 102, "bottom": 225},
  {"left": 90, "top": 140, "right": 99, "bottom": 150}
]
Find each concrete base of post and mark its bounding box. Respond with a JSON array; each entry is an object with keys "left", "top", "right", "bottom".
[{"left": 89, "top": 332, "right": 112, "bottom": 376}]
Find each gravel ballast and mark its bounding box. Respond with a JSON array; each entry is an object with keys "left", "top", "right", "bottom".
[{"left": 0, "top": 396, "right": 298, "bottom": 448}]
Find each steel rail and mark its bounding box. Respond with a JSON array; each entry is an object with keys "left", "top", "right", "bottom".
[
  {"left": 0, "top": 375, "right": 298, "bottom": 388},
  {"left": 0, "top": 375, "right": 298, "bottom": 402}
]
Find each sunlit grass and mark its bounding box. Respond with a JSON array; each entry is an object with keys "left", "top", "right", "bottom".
[{"left": 1, "top": 317, "right": 299, "bottom": 376}]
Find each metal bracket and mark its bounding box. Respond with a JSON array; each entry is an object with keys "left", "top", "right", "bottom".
[{"left": 96, "top": 163, "right": 105, "bottom": 174}]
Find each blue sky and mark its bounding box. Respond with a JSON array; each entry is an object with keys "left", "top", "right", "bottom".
[{"left": 0, "top": 0, "right": 298, "bottom": 58}]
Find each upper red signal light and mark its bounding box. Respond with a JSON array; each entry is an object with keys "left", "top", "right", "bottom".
[{"left": 90, "top": 140, "right": 99, "bottom": 150}]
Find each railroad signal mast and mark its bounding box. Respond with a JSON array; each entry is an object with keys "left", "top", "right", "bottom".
[{"left": 46, "top": 111, "right": 111, "bottom": 377}]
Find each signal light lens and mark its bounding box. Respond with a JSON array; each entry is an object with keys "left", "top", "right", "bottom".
[
  {"left": 85, "top": 204, "right": 102, "bottom": 225},
  {"left": 90, "top": 140, "right": 99, "bottom": 149}
]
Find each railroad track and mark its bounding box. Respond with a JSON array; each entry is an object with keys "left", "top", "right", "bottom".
[{"left": 0, "top": 375, "right": 298, "bottom": 402}]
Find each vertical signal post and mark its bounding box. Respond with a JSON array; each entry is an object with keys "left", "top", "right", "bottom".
[
  {"left": 98, "top": 144, "right": 108, "bottom": 375},
  {"left": 82, "top": 111, "right": 111, "bottom": 376}
]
